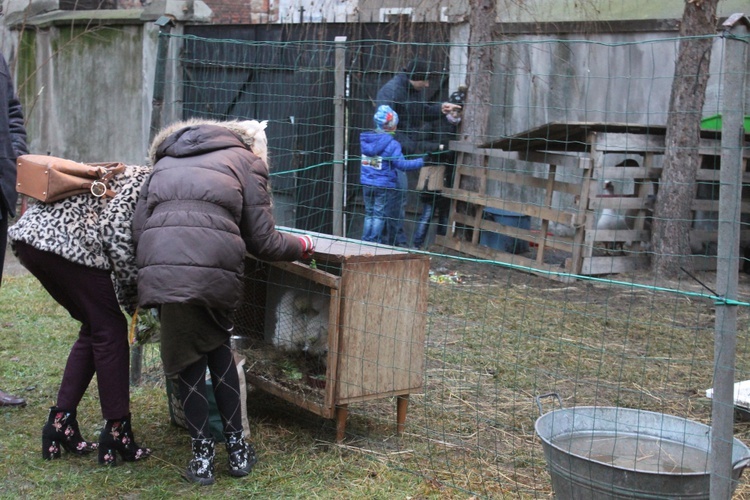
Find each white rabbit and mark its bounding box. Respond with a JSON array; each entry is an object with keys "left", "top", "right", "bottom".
[{"left": 272, "top": 290, "right": 329, "bottom": 360}]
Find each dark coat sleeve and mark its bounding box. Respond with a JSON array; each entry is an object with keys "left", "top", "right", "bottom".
[
  {"left": 131, "top": 173, "right": 153, "bottom": 247},
  {"left": 397, "top": 129, "right": 441, "bottom": 156},
  {"left": 0, "top": 55, "right": 27, "bottom": 217},
  {"left": 239, "top": 156, "right": 302, "bottom": 262},
  {"left": 411, "top": 118, "right": 458, "bottom": 156},
  {"left": 7, "top": 86, "right": 27, "bottom": 157}
]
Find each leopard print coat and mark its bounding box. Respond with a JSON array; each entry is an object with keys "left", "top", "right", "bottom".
[{"left": 8, "top": 164, "right": 151, "bottom": 313}]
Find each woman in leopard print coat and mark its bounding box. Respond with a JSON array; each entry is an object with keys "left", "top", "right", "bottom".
[{"left": 8, "top": 163, "right": 152, "bottom": 466}]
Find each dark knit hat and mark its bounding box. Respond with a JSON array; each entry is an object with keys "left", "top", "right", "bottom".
[
  {"left": 404, "top": 59, "right": 431, "bottom": 82},
  {"left": 449, "top": 86, "right": 467, "bottom": 107}
]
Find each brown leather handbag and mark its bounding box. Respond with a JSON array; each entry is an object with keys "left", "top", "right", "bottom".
[{"left": 16, "top": 154, "right": 125, "bottom": 203}]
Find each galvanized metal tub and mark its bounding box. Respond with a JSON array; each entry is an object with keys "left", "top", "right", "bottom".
[{"left": 535, "top": 398, "right": 750, "bottom": 499}]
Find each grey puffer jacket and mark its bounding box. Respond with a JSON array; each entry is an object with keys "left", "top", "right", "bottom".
[{"left": 133, "top": 119, "right": 303, "bottom": 310}]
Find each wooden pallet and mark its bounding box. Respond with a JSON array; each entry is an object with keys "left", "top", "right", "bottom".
[{"left": 438, "top": 122, "right": 750, "bottom": 279}]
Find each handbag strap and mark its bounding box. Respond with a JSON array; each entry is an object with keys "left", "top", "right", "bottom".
[{"left": 88, "top": 163, "right": 125, "bottom": 198}]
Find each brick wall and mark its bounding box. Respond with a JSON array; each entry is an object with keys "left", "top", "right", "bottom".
[{"left": 207, "top": 0, "right": 278, "bottom": 24}]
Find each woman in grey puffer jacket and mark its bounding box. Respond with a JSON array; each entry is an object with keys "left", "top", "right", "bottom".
[{"left": 133, "top": 118, "right": 314, "bottom": 485}]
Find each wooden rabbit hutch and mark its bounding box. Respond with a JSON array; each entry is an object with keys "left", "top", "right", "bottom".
[
  {"left": 436, "top": 122, "right": 750, "bottom": 280},
  {"left": 233, "top": 230, "right": 430, "bottom": 442}
]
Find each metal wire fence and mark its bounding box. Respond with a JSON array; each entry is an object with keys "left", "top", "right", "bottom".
[{"left": 134, "top": 26, "right": 750, "bottom": 498}]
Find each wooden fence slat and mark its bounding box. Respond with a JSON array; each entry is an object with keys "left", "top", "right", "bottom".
[{"left": 438, "top": 124, "right": 749, "bottom": 279}]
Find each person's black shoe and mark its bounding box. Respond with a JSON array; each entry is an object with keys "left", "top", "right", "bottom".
[
  {"left": 225, "top": 431, "right": 257, "bottom": 477},
  {"left": 0, "top": 389, "right": 26, "bottom": 407}
]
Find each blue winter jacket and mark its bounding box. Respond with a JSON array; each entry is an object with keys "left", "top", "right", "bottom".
[{"left": 360, "top": 130, "right": 424, "bottom": 189}]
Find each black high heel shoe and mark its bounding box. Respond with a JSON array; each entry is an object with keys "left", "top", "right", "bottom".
[
  {"left": 41, "top": 407, "right": 98, "bottom": 460},
  {"left": 98, "top": 413, "right": 151, "bottom": 466}
]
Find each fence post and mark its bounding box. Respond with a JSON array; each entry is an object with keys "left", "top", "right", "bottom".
[
  {"left": 131, "top": 15, "right": 175, "bottom": 387},
  {"left": 148, "top": 16, "right": 176, "bottom": 148},
  {"left": 711, "top": 13, "right": 748, "bottom": 499},
  {"left": 332, "top": 36, "right": 346, "bottom": 237}
]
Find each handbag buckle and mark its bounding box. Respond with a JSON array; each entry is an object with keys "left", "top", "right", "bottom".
[{"left": 90, "top": 181, "right": 107, "bottom": 197}]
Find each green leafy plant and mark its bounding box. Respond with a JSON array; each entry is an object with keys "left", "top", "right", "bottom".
[
  {"left": 279, "top": 360, "right": 303, "bottom": 380},
  {"left": 133, "top": 307, "right": 160, "bottom": 345}
]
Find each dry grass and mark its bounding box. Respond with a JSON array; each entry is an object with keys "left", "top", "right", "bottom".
[
  {"left": 4, "top": 251, "right": 750, "bottom": 498},
  {"left": 315, "top": 254, "right": 750, "bottom": 498}
]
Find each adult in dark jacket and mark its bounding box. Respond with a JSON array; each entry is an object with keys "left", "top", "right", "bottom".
[
  {"left": 375, "top": 60, "right": 445, "bottom": 139},
  {"left": 0, "top": 52, "right": 29, "bottom": 408},
  {"left": 375, "top": 59, "right": 457, "bottom": 247},
  {"left": 133, "top": 118, "right": 315, "bottom": 485},
  {"left": 412, "top": 86, "right": 466, "bottom": 249}
]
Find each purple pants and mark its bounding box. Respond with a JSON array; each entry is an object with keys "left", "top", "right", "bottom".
[
  {"left": 14, "top": 242, "right": 130, "bottom": 419},
  {"left": 0, "top": 204, "right": 8, "bottom": 285}
]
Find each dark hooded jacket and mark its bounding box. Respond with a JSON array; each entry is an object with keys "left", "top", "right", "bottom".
[
  {"left": 375, "top": 73, "right": 442, "bottom": 133},
  {"left": 0, "top": 54, "right": 28, "bottom": 217},
  {"left": 133, "top": 119, "right": 302, "bottom": 310},
  {"left": 400, "top": 113, "right": 459, "bottom": 163}
]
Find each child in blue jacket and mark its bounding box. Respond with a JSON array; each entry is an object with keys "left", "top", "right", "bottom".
[{"left": 360, "top": 105, "right": 424, "bottom": 243}]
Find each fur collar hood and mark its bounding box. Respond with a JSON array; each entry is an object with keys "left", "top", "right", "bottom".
[{"left": 148, "top": 118, "right": 268, "bottom": 166}]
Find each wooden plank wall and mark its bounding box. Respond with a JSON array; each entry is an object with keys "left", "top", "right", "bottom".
[{"left": 436, "top": 136, "right": 750, "bottom": 280}]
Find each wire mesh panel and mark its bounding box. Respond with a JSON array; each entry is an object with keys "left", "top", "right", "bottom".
[
  {"left": 144, "top": 25, "right": 750, "bottom": 498},
  {"left": 231, "top": 231, "right": 429, "bottom": 440}
]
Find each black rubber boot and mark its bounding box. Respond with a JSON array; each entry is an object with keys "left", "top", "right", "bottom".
[
  {"left": 225, "top": 431, "right": 258, "bottom": 477},
  {"left": 185, "top": 437, "right": 216, "bottom": 485}
]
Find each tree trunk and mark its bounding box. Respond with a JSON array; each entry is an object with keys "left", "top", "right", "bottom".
[
  {"left": 651, "top": 0, "right": 719, "bottom": 278},
  {"left": 462, "top": 0, "right": 495, "bottom": 148},
  {"left": 454, "top": 0, "right": 496, "bottom": 234}
]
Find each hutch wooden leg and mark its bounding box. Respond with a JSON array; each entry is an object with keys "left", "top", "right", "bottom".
[
  {"left": 335, "top": 405, "right": 349, "bottom": 442},
  {"left": 396, "top": 395, "right": 409, "bottom": 435}
]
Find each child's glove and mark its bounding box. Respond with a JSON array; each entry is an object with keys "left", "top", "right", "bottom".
[{"left": 299, "top": 235, "right": 315, "bottom": 259}]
